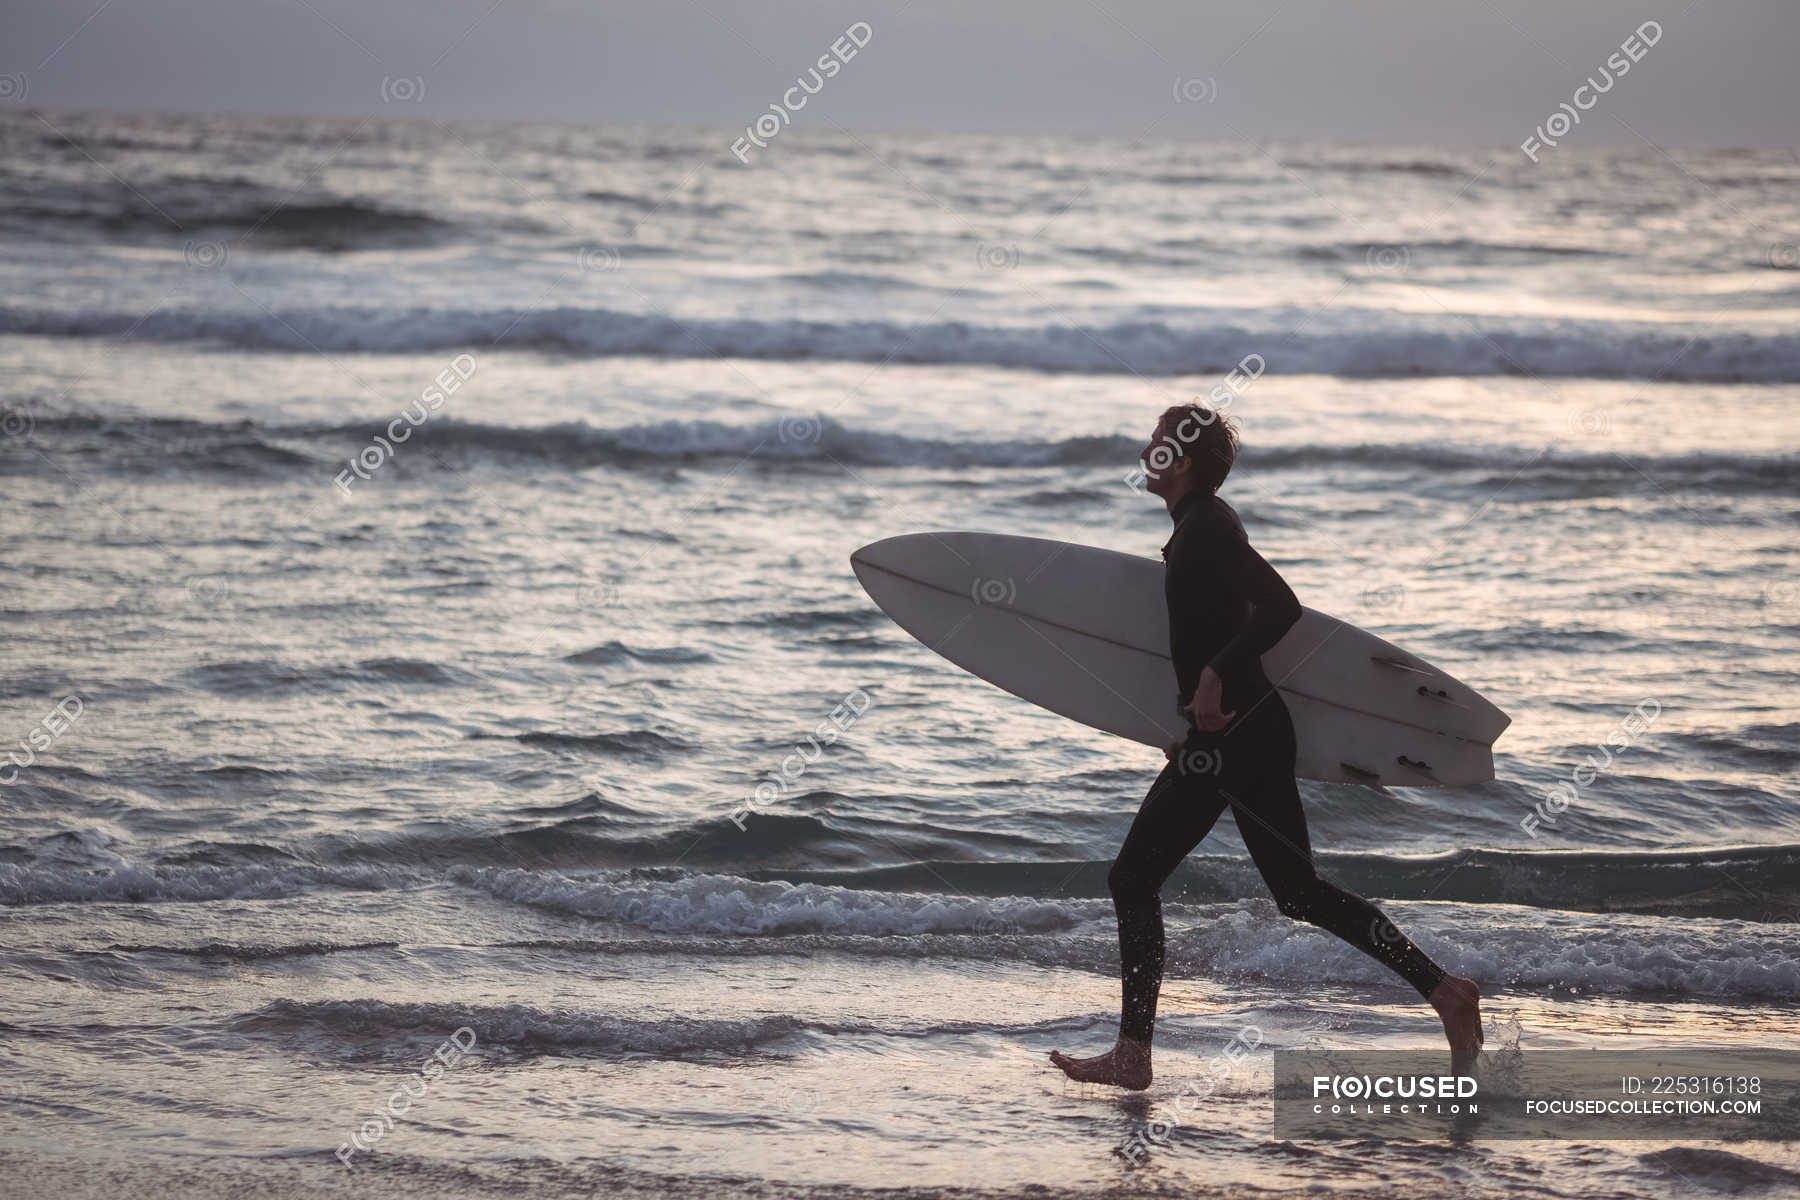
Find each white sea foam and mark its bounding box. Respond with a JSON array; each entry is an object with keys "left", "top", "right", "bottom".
[
  {"left": 1166, "top": 901, "right": 1800, "bottom": 1001},
  {"left": 454, "top": 867, "right": 1800, "bottom": 1001},
  {"left": 6, "top": 302, "right": 1799, "bottom": 382},
  {"left": 452, "top": 865, "right": 1098, "bottom": 936},
  {"left": 0, "top": 860, "right": 410, "bottom": 905}
]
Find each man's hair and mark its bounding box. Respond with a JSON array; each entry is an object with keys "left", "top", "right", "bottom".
[{"left": 1158, "top": 403, "right": 1239, "bottom": 494}]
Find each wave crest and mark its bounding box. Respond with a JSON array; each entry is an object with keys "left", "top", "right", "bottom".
[{"left": 6, "top": 303, "right": 1799, "bottom": 381}]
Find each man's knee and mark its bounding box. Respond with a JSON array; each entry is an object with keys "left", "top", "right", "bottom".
[
  {"left": 1271, "top": 875, "right": 1330, "bottom": 922},
  {"left": 1272, "top": 889, "right": 1311, "bottom": 921},
  {"left": 1108, "top": 859, "right": 1157, "bottom": 907}
]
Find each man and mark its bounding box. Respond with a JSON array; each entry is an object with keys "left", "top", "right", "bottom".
[{"left": 1049, "top": 403, "right": 1482, "bottom": 1091}]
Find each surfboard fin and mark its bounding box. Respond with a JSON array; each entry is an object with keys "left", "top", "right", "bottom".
[
  {"left": 1370, "top": 654, "right": 1435, "bottom": 676},
  {"left": 1413, "top": 683, "right": 1472, "bottom": 710},
  {"left": 1396, "top": 754, "right": 1436, "bottom": 776},
  {"left": 1342, "top": 755, "right": 1438, "bottom": 791},
  {"left": 1339, "top": 762, "right": 1398, "bottom": 796}
]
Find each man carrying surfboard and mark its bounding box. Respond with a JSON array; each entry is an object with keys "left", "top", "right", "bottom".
[{"left": 1049, "top": 403, "right": 1483, "bottom": 1090}]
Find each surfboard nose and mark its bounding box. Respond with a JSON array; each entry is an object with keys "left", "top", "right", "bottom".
[
  {"left": 849, "top": 536, "right": 906, "bottom": 583},
  {"left": 851, "top": 532, "right": 964, "bottom": 587},
  {"left": 852, "top": 533, "right": 931, "bottom": 563}
]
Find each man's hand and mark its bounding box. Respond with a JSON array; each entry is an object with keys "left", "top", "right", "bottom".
[
  {"left": 1163, "top": 740, "right": 1183, "bottom": 761},
  {"left": 1184, "top": 666, "right": 1236, "bottom": 732}
]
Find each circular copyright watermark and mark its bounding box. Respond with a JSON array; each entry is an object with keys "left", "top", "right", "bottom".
[
  {"left": 576, "top": 579, "right": 622, "bottom": 608},
  {"left": 184, "top": 240, "right": 227, "bottom": 270},
  {"left": 970, "top": 577, "right": 1016, "bottom": 606},
  {"left": 1364, "top": 245, "right": 1411, "bottom": 274},
  {"left": 0, "top": 406, "right": 36, "bottom": 440},
  {"left": 1369, "top": 915, "right": 1407, "bottom": 947},
  {"left": 578, "top": 244, "right": 621, "bottom": 272},
  {"left": 186, "top": 577, "right": 234, "bottom": 608},
  {"left": 1570, "top": 408, "right": 1611, "bottom": 435},
  {"left": 974, "top": 243, "right": 1019, "bottom": 271},
  {"left": 1172, "top": 76, "right": 1218, "bottom": 103},
  {"left": 1360, "top": 584, "right": 1406, "bottom": 611},
  {"left": 777, "top": 415, "right": 823, "bottom": 445},
  {"left": 1176, "top": 745, "right": 1224, "bottom": 777},
  {"left": 380, "top": 76, "right": 425, "bottom": 103}
]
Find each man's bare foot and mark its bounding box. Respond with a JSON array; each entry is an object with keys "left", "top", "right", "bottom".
[
  {"left": 1429, "top": 975, "right": 1483, "bottom": 1074},
  {"left": 1048, "top": 1037, "right": 1153, "bottom": 1090}
]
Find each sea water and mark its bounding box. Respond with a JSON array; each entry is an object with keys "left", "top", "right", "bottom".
[{"left": 2, "top": 109, "right": 1798, "bottom": 1197}]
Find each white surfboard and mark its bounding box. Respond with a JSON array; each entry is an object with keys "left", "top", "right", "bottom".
[{"left": 850, "top": 531, "right": 1510, "bottom": 787}]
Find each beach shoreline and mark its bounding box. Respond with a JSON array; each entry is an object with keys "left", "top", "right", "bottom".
[{"left": 0, "top": 1148, "right": 1522, "bottom": 1200}]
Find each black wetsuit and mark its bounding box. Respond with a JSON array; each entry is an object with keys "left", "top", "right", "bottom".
[{"left": 1109, "top": 489, "right": 1446, "bottom": 1043}]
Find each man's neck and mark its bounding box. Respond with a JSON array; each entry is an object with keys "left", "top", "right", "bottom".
[{"left": 1163, "top": 479, "right": 1203, "bottom": 516}]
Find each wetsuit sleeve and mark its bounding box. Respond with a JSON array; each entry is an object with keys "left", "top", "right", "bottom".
[{"left": 1205, "top": 525, "right": 1302, "bottom": 689}]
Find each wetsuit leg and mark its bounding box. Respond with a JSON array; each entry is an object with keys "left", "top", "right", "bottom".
[
  {"left": 1108, "top": 748, "right": 1232, "bottom": 1043},
  {"left": 1228, "top": 702, "right": 1447, "bottom": 998}
]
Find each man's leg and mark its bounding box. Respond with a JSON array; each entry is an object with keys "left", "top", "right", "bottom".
[
  {"left": 1228, "top": 705, "right": 1484, "bottom": 1070},
  {"left": 1110, "top": 757, "right": 1232, "bottom": 1043},
  {"left": 1050, "top": 745, "right": 1230, "bottom": 1088},
  {"left": 1234, "top": 770, "right": 1446, "bottom": 994}
]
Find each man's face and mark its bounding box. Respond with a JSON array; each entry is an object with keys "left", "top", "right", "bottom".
[{"left": 1138, "top": 415, "right": 1186, "bottom": 497}]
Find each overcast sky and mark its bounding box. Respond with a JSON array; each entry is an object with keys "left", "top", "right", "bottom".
[{"left": 8, "top": 0, "right": 1797, "bottom": 144}]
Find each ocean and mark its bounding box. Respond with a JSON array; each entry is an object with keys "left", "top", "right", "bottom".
[{"left": 2, "top": 107, "right": 1798, "bottom": 1198}]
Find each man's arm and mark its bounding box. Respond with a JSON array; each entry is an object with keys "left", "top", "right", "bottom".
[
  {"left": 1171, "top": 507, "right": 1304, "bottom": 732},
  {"left": 1206, "top": 530, "right": 1302, "bottom": 689}
]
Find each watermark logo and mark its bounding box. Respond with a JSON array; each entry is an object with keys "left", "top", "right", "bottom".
[
  {"left": 1, "top": 696, "right": 85, "bottom": 786},
  {"left": 729, "top": 688, "right": 873, "bottom": 830},
  {"left": 380, "top": 76, "right": 425, "bottom": 104},
  {"left": 1570, "top": 408, "right": 1612, "bottom": 436},
  {"left": 576, "top": 578, "right": 622, "bottom": 609},
  {"left": 1278, "top": 1048, "right": 1781, "bottom": 1140},
  {"left": 743, "top": 1074, "right": 825, "bottom": 1116},
  {"left": 1311, "top": 1070, "right": 1478, "bottom": 1106},
  {"left": 184, "top": 240, "right": 227, "bottom": 270},
  {"left": 1172, "top": 76, "right": 1218, "bottom": 103},
  {"left": 1364, "top": 245, "right": 1411, "bottom": 274},
  {"left": 1125, "top": 353, "right": 1264, "bottom": 493},
  {"left": 1369, "top": 913, "right": 1408, "bottom": 949},
  {"left": 187, "top": 577, "right": 235, "bottom": 609},
  {"left": 335, "top": 1028, "right": 474, "bottom": 1168},
  {"left": 1175, "top": 744, "right": 1223, "bottom": 777},
  {"left": 973, "top": 913, "right": 1021, "bottom": 938},
  {"left": 1, "top": 405, "right": 35, "bottom": 440},
  {"left": 975, "top": 243, "right": 1020, "bottom": 271},
  {"left": 970, "top": 577, "right": 1016, "bottom": 607},
  {"left": 778, "top": 415, "right": 824, "bottom": 445},
  {"left": 731, "top": 22, "right": 873, "bottom": 163},
  {"left": 1360, "top": 583, "right": 1407, "bottom": 612},
  {"left": 1522, "top": 22, "right": 1663, "bottom": 162},
  {"left": 1521, "top": 698, "right": 1660, "bottom": 838},
  {"left": 335, "top": 353, "right": 476, "bottom": 495},
  {"left": 579, "top": 244, "right": 621, "bottom": 272},
  {"left": 1119, "top": 1025, "right": 1261, "bottom": 1163}
]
